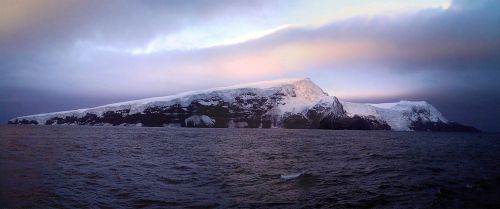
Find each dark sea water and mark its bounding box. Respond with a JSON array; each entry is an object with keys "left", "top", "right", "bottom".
[{"left": 1, "top": 125, "right": 499, "bottom": 209}]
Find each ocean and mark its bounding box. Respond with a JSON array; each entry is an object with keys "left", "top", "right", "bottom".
[{"left": 1, "top": 125, "right": 499, "bottom": 208}]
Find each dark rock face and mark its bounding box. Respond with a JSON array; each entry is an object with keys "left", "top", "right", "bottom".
[
  {"left": 282, "top": 113, "right": 310, "bottom": 129},
  {"left": 8, "top": 119, "right": 38, "bottom": 125},
  {"left": 281, "top": 113, "right": 391, "bottom": 130},
  {"left": 410, "top": 121, "right": 480, "bottom": 132},
  {"left": 319, "top": 115, "right": 391, "bottom": 130},
  {"left": 229, "top": 92, "right": 285, "bottom": 128},
  {"left": 402, "top": 106, "right": 434, "bottom": 121}
]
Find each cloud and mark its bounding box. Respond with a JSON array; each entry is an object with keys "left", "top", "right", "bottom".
[
  {"left": 2, "top": 0, "right": 498, "bottom": 94},
  {"left": 1, "top": 0, "right": 499, "bottom": 130},
  {"left": 0, "top": 0, "right": 267, "bottom": 54}
]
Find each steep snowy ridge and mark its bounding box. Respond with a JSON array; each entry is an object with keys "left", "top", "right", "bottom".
[
  {"left": 9, "top": 78, "right": 478, "bottom": 132},
  {"left": 341, "top": 101, "right": 448, "bottom": 131}
]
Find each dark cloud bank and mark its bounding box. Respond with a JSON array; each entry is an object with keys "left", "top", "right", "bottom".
[{"left": 1, "top": 0, "right": 499, "bottom": 131}]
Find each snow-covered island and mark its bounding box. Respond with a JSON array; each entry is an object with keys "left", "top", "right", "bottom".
[{"left": 9, "top": 78, "right": 478, "bottom": 132}]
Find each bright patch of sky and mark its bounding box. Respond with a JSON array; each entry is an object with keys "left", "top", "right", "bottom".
[{"left": 130, "top": 24, "right": 291, "bottom": 54}]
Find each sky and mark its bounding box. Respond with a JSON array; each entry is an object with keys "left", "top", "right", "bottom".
[{"left": 0, "top": 0, "right": 499, "bottom": 131}]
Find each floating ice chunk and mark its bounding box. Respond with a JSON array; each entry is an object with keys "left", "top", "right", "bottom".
[{"left": 281, "top": 171, "right": 306, "bottom": 180}]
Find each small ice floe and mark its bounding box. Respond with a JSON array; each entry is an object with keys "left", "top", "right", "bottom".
[{"left": 280, "top": 171, "right": 306, "bottom": 180}]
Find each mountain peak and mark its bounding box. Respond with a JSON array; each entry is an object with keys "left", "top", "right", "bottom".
[{"left": 200, "top": 78, "right": 327, "bottom": 102}]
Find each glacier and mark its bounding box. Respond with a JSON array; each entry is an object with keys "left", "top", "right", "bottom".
[{"left": 8, "top": 78, "right": 478, "bottom": 132}]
